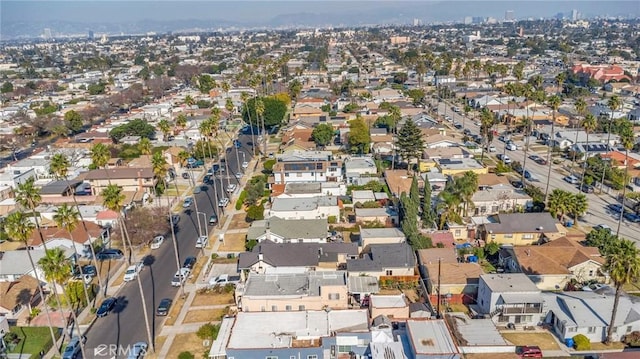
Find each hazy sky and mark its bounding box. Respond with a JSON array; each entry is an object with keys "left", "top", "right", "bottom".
[{"left": 2, "top": 0, "right": 638, "bottom": 24}]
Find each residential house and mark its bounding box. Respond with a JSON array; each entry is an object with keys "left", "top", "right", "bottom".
[
  {"left": 237, "top": 271, "right": 349, "bottom": 312},
  {"left": 211, "top": 310, "right": 369, "bottom": 359},
  {"left": 0, "top": 167, "right": 37, "bottom": 190},
  {"left": 6, "top": 156, "right": 53, "bottom": 181},
  {"left": 471, "top": 187, "right": 533, "bottom": 215},
  {"left": 272, "top": 182, "right": 323, "bottom": 199},
  {"left": 354, "top": 207, "right": 399, "bottom": 226},
  {"left": 344, "top": 157, "right": 378, "bottom": 184},
  {"left": 475, "top": 273, "right": 544, "bottom": 327},
  {"left": 237, "top": 241, "right": 358, "bottom": 275},
  {"left": 418, "top": 248, "right": 484, "bottom": 305},
  {"left": 445, "top": 313, "right": 514, "bottom": 355},
  {"left": 572, "top": 63, "right": 632, "bottom": 83},
  {"left": 499, "top": 236, "right": 606, "bottom": 290},
  {"left": 82, "top": 167, "right": 156, "bottom": 201},
  {"left": 360, "top": 227, "right": 406, "bottom": 248},
  {"left": 384, "top": 170, "right": 414, "bottom": 198},
  {"left": 423, "top": 133, "right": 461, "bottom": 149},
  {"left": 347, "top": 243, "right": 416, "bottom": 279},
  {"left": 246, "top": 217, "right": 328, "bottom": 244},
  {"left": 478, "top": 213, "right": 564, "bottom": 245},
  {"left": 0, "top": 249, "right": 47, "bottom": 282},
  {"left": 272, "top": 158, "right": 343, "bottom": 184},
  {"left": 436, "top": 158, "right": 488, "bottom": 176},
  {"left": 402, "top": 319, "right": 461, "bottom": 359},
  {"left": 352, "top": 190, "right": 376, "bottom": 204},
  {"left": 267, "top": 196, "right": 340, "bottom": 220},
  {"left": 27, "top": 220, "right": 109, "bottom": 253},
  {"left": 542, "top": 290, "right": 640, "bottom": 343},
  {"left": 0, "top": 275, "right": 41, "bottom": 324},
  {"left": 369, "top": 294, "right": 410, "bottom": 319}
]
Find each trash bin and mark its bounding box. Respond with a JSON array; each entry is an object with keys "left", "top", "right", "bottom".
[
  {"left": 565, "top": 220, "right": 573, "bottom": 228},
  {"left": 565, "top": 337, "right": 574, "bottom": 348}
]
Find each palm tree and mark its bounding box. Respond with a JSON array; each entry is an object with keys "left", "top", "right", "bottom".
[
  {"left": 5, "top": 212, "right": 60, "bottom": 357},
  {"left": 519, "top": 116, "right": 533, "bottom": 183},
  {"left": 479, "top": 108, "right": 495, "bottom": 162},
  {"left": 53, "top": 204, "right": 91, "bottom": 309},
  {"left": 579, "top": 114, "right": 598, "bottom": 190},
  {"left": 16, "top": 177, "right": 49, "bottom": 250},
  {"left": 601, "top": 96, "right": 622, "bottom": 193},
  {"left": 38, "top": 248, "right": 87, "bottom": 359},
  {"left": 49, "top": 153, "right": 105, "bottom": 295},
  {"left": 198, "top": 119, "right": 214, "bottom": 161},
  {"left": 175, "top": 113, "right": 188, "bottom": 133},
  {"left": 152, "top": 151, "right": 169, "bottom": 198},
  {"left": 177, "top": 150, "right": 190, "bottom": 168},
  {"left": 547, "top": 189, "right": 573, "bottom": 223},
  {"left": 184, "top": 95, "right": 195, "bottom": 107},
  {"left": 241, "top": 91, "right": 257, "bottom": 154},
  {"left": 544, "top": 95, "right": 562, "bottom": 201},
  {"left": 437, "top": 191, "right": 462, "bottom": 229},
  {"left": 138, "top": 137, "right": 152, "bottom": 155},
  {"left": 90, "top": 143, "right": 111, "bottom": 170},
  {"left": 255, "top": 97, "right": 267, "bottom": 155},
  {"left": 605, "top": 239, "right": 640, "bottom": 343},
  {"left": 456, "top": 171, "right": 478, "bottom": 217},
  {"left": 616, "top": 121, "right": 635, "bottom": 236},
  {"left": 101, "top": 184, "right": 155, "bottom": 352},
  {"left": 158, "top": 118, "right": 171, "bottom": 142},
  {"left": 570, "top": 98, "right": 588, "bottom": 171}
]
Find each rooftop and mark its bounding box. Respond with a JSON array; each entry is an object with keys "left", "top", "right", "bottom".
[
  {"left": 243, "top": 271, "right": 347, "bottom": 297},
  {"left": 480, "top": 273, "right": 540, "bottom": 293},
  {"left": 347, "top": 243, "right": 415, "bottom": 272},
  {"left": 405, "top": 319, "right": 459, "bottom": 355},
  {"left": 482, "top": 213, "right": 560, "bottom": 234},
  {"left": 360, "top": 227, "right": 405, "bottom": 239},
  {"left": 270, "top": 196, "right": 338, "bottom": 212},
  {"left": 238, "top": 240, "right": 358, "bottom": 269},
  {"left": 445, "top": 313, "right": 509, "bottom": 347},
  {"left": 246, "top": 217, "right": 328, "bottom": 241}
]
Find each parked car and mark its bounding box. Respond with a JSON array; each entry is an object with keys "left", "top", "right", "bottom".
[
  {"left": 226, "top": 183, "right": 237, "bottom": 193},
  {"left": 208, "top": 274, "right": 239, "bottom": 287},
  {"left": 592, "top": 224, "right": 612, "bottom": 232},
  {"left": 534, "top": 157, "right": 548, "bottom": 165},
  {"left": 208, "top": 215, "right": 217, "bottom": 225},
  {"left": 156, "top": 298, "right": 173, "bottom": 316},
  {"left": 182, "top": 256, "right": 197, "bottom": 269},
  {"left": 126, "top": 341, "right": 148, "bottom": 359},
  {"left": 497, "top": 154, "right": 512, "bottom": 164},
  {"left": 195, "top": 235, "right": 209, "bottom": 248},
  {"left": 193, "top": 186, "right": 202, "bottom": 194},
  {"left": 182, "top": 197, "right": 193, "bottom": 208},
  {"left": 171, "top": 268, "right": 191, "bottom": 287},
  {"left": 563, "top": 175, "right": 579, "bottom": 184},
  {"left": 607, "top": 203, "right": 624, "bottom": 213},
  {"left": 487, "top": 145, "right": 497, "bottom": 152},
  {"left": 510, "top": 180, "right": 524, "bottom": 189},
  {"left": 62, "top": 335, "right": 87, "bottom": 359},
  {"left": 123, "top": 262, "right": 143, "bottom": 282},
  {"left": 96, "top": 249, "right": 124, "bottom": 261},
  {"left": 167, "top": 214, "right": 180, "bottom": 225},
  {"left": 624, "top": 212, "right": 640, "bottom": 223},
  {"left": 241, "top": 161, "right": 249, "bottom": 169},
  {"left": 96, "top": 297, "right": 117, "bottom": 317},
  {"left": 516, "top": 345, "right": 543, "bottom": 358},
  {"left": 218, "top": 197, "right": 230, "bottom": 207},
  {"left": 150, "top": 235, "right": 165, "bottom": 249},
  {"left": 506, "top": 142, "right": 517, "bottom": 151},
  {"left": 181, "top": 172, "right": 190, "bottom": 179},
  {"left": 235, "top": 172, "right": 242, "bottom": 179},
  {"left": 580, "top": 184, "right": 595, "bottom": 193},
  {"left": 82, "top": 265, "right": 97, "bottom": 277}
]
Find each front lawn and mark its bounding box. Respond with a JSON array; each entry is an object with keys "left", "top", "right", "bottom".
[{"left": 7, "top": 326, "right": 60, "bottom": 357}]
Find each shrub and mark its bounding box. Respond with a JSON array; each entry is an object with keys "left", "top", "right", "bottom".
[
  {"left": 246, "top": 204, "right": 265, "bottom": 221},
  {"left": 236, "top": 190, "right": 247, "bottom": 210},
  {"left": 623, "top": 331, "right": 640, "bottom": 347},
  {"left": 327, "top": 215, "right": 337, "bottom": 224},
  {"left": 211, "top": 253, "right": 218, "bottom": 260},
  {"left": 572, "top": 334, "right": 591, "bottom": 351},
  {"left": 263, "top": 159, "right": 276, "bottom": 171},
  {"left": 178, "top": 351, "right": 195, "bottom": 359},
  {"left": 246, "top": 239, "right": 258, "bottom": 251},
  {"left": 196, "top": 322, "right": 220, "bottom": 341}
]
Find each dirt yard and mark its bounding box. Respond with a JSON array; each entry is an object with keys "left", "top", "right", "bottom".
[
  {"left": 501, "top": 332, "right": 561, "bottom": 350},
  {"left": 227, "top": 213, "right": 251, "bottom": 229},
  {"left": 218, "top": 233, "right": 246, "bottom": 252},
  {"left": 182, "top": 308, "right": 227, "bottom": 324},
  {"left": 166, "top": 332, "right": 207, "bottom": 359},
  {"left": 164, "top": 295, "right": 187, "bottom": 326},
  {"left": 192, "top": 291, "right": 235, "bottom": 307}
]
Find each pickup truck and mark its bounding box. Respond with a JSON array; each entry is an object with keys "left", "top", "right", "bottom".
[{"left": 208, "top": 274, "right": 239, "bottom": 287}]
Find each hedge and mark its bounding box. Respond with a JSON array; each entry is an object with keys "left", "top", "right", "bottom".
[
  {"left": 572, "top": 334, "right": 590, "bottom": 351},
  {"left": 236, "top": 190, "right": 247, "bottom": 210}
]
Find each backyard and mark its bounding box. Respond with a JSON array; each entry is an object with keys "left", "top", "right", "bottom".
[{"left": 6, "top": 326, "right": 60, "bottom": 358}]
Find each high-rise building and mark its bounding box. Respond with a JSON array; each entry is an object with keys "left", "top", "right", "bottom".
[
  {"left": 463, "top": 16, "right": 473, "bottom": 25},
  {"left": 571, "top": 9, "right": 579, "bottom": 21},
  {"left": 472, "top": 16, "right": 484, "bottom": 24},
  {"left": 505, "top": 10, "right": 515, "bottom": 21},
  {"left": 413, "top": 18, "right": 421, "bottom": 26},
  {"left": 43, "top": 28, "right": 52, "bottom": 39},
  {"left": 88, "top": 30, "right": 94, "bottom": 40}
]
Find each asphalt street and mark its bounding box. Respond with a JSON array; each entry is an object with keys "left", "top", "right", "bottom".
[
  {"left": 83, "top": 132, "right": 253, "bottom": 358},
  {"left": 429, "top": 99, "right": 639, "bottom": 242}
]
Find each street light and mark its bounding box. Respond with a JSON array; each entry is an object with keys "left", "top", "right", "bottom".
[{"left": 197, "top": 211, "right": 208, "bottom": 238}]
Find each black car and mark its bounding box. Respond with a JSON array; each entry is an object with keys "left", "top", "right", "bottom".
[
  {"left": 580, "top": 184, "right": 595, "bottom": 193},
  {"left": 82, "top": 265, "right": 97, "bottom": 276},
  {"left": 96, "top": 297, "right": 117, "bottom": 317},
  {"left": 181, "top": 172, "right": 190, "bottom": 179},
  {"left": 510, "top": 180, "right": 524, "bottom": 189},
  {"left": 156, "top": 298, "right": 173, "bottom": 316},
  {"left": 96, "top": 249, "right": 124, "bottom": 261},
  {"left": 182, "top": 256, "right": 197, "bottom": 269}
]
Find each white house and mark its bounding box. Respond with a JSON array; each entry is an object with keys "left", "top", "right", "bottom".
[
  {"left": 268, "top": 196, "right": 340, "bottom": 220},
  {"left": 475, "top": 273, "right": 544, "bottom": 327},
  {"left": 246, "top": 217, "right": 329, "bottom": 244}
]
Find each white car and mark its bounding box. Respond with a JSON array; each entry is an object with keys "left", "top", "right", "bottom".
[
  {"left": 150, "top": 235, "right": 165, "bottom": 249},
  {"left": 195, "top": 235, "right": 209, "bottom": 248},
  {"left": 123, "top": 262, "right": 143, "bottom": 282},
  {"left": 564, "top": 175, "right": 579, "bottom": 184},
  {"left": 241, "top": 161, "right": 249, "bottom": 169},
  {"left": 218, "top": 197, "right": 230, "bottom": 207},
  {"left": 226, "top": 183, "right": 237, "bottom": 193},
  {"left": 171, "top": 268, "right": 191, "bottom": 287}
]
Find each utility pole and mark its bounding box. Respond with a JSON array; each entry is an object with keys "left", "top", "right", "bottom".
[{"left": 436, "top": 257, "right": 442, "bottom": 318}]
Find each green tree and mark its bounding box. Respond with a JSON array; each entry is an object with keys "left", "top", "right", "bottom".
[
  {"left": 90, "top": 143, "right": 111, "bottom": 170},
  {"left": 605, "top": 239, "right": 640, "bottom": 343},
  {"left": 241, "top": 96, "right": 287, "bottom": 129},
  {"left": 1, "top": 81, "right": 14, "bottom": 93},
  {"left": 157, "top": 118, "right": 172, "bottom": 142},
  {"left": 288, "top": 79, "right": 302, "bottom": 100},
  {"left": 15, "top": 177, "right": 48, "bottom": 250},
  {"left": 579, "top": 114, "right": 598, "bottom": 190},
  {"left": 585, "top": 228, "right": 619, "bottom": 256},
  {"left": 138, "top": 137, "right": 152, "bottom": 155},
  {"left": 176, "top": 113, "right": 188, "bottom": 130},
  {"left": 5, "top": 212, "right": 60, "bottom": 356},
  {"left": 547, "top": 189, "right": 573, "bottom": 222},
  {"left": 396, "top": 118, "right": 424, "bottom": 172},
  {"left": 110, "top": 119, "right": 157, "bottom": 141},
  {"left": 421, "top": 179, "right": 436, "bottom": 228},
  {"left": 151, "top": 152, "right": 168, "bottom": 195},
  {"left": 455, "top": 171, "right": 479, "bottom": 217},
  {"left": 198, "top": 74, "right": 216, "bottom": 93},
  {"left": 64, "top": 110, "right": 84, "bottom": 134},
  {"left": 347, "top": 116, "right": 371, "bottom": 154},
  {"left": 616, "top": 120, "right": 635, "bottom": 235},
  {"left": 601, "top": 95, "right": 622, "bottom": 191},
  {"left": 410, "top": 176, "right": 420, "bottom": 209},
  {"left": 311, "top": 123, "right": 334, "bottom": 148}
]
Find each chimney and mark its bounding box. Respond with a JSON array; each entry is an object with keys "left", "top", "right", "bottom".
[{"left": 258, "top": 253, "right": 264, "bottom": 261}]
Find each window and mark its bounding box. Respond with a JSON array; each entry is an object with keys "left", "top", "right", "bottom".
[
  {"left": 271, "top": 305, "right": 278, "bottom": 311},
  {"left": 568, "top": 327, "right": 576, "bottom": 332},
  {"left": 522, "top": 234, "right": 534, "bottom": 239},
  {"left": 329, "top": 293, "right": 340, "bottom": 300},
  {"left": 307, "top": 356, "right": 318, "bottom": 359},
  {"left": 297, "top": 173, "right": 302, "bottom": 177},
  {"left": 298, "top": 305, "right": 305, "bottom": 311},
  {"left": 338, "top": 345, "right": 352, "bottom": 353},
  {"left": 454, "top": 229, "right": 461, "bottom": 236},
  {"left": 504, "top": 233, "right": 513, "bottom": 239},
  {"left": 285, "top": 305, "right": 292, "bottom": 311},
  {"left": 627, "top": 326, "right": 633, "bottom": 333},
  {"left": 588, "top": 327, "right": 596, "bottom": 334},
  {"left": 386, "top": 270, "right": 393, "bottom": 275},
  {"left": 589, "top": 270, "right": 594, "bottom": 277},
  {"left": 266, "top": 356, "right": 278, "bottom": 359},
  {"left": 285, "top": 173, "right": 289, "bottom": 177},
  {"left": 261, "top": 306, "right": 266, "bottom": 312}
]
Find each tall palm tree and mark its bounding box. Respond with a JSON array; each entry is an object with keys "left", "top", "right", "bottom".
[
  {"left": 5, "top": 212, "right": 60, "bottom": 357},
  {"left": 571, "top": 98, "right": 588, "bottom": 171},
  {"left": 175, "top": 113, "right": 188, "bottom": 133},
  {"left": 158, "top": 118, "right": 171, "bottom": 142},
  {"left": 16, "top": 177, "right": 49, "bottom": 250},
  {"left": 101, "top": 184, "right": 155, "bottom": 352},
  {"left": 605, "top": 239, "right": 640, "bottom": 343},
  {"left": 138, "top": 137, "right": 152, "bottom": 156},
  {"left": 49, "top": 153, "right": 105, "bottom": 295},
  {"left": 53, "top": 204, "right": 91, "bottom": 308},
  {"left": 90, "top": 143, "right": 111, "bottom": 170},
  {"left": 38, "top": 248, "right": 87, "bottom": 359},
  {"left": 241, "top": 91, "right": 257, "bottom": 154},
  {"left": 544, "top": 95, "right": 562, "bottom": 201},
  {"left": 184, "top": 95, "right": 195, "bottom": 107},
  {"left": 479, "top": 108, "right": 494, "bottom": 162},
  {"left": 579, "top": 114, "right": 598, "bottom": 190},
  {"left": 456, "top": 171, "right": 478, "bottom": 217},
  {"left": 616, "top": 121, "right": 635, "bottom": 236},
  {"left": 437, "top": 190, "right": 462, "bottom": 229},
  {"left": 255, "top": 97, "right": 267, "bottom": 156},
  {"left": 520, "top": 116, "right": 533, "bottom": 184},
  {"left": 601, "top": 95, "right": 622, "bottom": 193}
]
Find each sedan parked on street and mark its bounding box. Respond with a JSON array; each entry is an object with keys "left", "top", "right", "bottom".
[
  {"left": 150, "top": 235, "right": 165, "bottom": 249},
  {"left": 156, "top": 298, "right": 173, "bottom": 316},
  {"left": 96, "top": 297, "right": 117, "bottom": 317}
]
